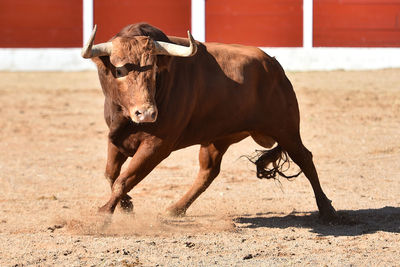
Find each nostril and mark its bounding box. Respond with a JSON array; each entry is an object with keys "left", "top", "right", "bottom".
[{"left": 135, "top": 110, "right": 142, "bottom": 117}]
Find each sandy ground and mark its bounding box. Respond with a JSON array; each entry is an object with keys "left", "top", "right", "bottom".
[{"left": 0, "top": 69, "right": 399, "bottom": 266}]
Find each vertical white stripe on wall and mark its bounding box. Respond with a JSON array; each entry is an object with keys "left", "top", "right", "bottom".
[
  {"left": 191, "top": 0, "right": 206, "bottom": 42},
  {"left": 303, "top": 0, "right": 313, "bottom": 48},
  {"left": 83, "top": 0, "right": 94, "bottom": 44}
]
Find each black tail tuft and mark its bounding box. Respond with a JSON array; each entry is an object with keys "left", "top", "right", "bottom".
[{"left": 245, "top": 145, "right": 302, "bottom": 180}]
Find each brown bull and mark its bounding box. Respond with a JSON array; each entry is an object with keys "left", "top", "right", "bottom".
[{"left": 81, "top": 23, "right": 338, "bottom": 222}]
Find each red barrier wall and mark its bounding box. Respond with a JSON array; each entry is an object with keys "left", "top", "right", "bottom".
[
  {"left": 2, "top": 0, "right": 399, "bottom": 48},
  {"left": 94, "top": 0, "right": 191, "bottom": 43},
  {"left": 0, "top": 0, "right": 83, "bottom": 48},
  {"left": 206, "top": 0, "right": 303, "bottom": 47},
  {"left": 314, "top": 0, "right": 400, "bottom": 47}
]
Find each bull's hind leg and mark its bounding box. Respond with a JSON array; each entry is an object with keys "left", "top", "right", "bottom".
[
  {"left": 167, "top": 133, "right": 247, "bottom": 216},
  {"left": 276, "top": 132, "right": 338, "bottom": 222},
  {"left": 166, "top": 143, "right": 228, "bottom": 216},
  {"left": 104, "top": 139, "right": 132, "bottom": 212}
]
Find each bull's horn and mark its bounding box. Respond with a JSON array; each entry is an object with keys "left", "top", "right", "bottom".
[
  {"left": 81, "top": 25, "right": 113, "bottom": 58},
  {"left": 153, "top": 31, "right": 197, "bottom": 57}
]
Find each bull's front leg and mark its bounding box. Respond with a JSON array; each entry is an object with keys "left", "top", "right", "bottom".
[
  {"left": 99, "top": 141, "right": 170, "bottom": 214},
  {"left": 104, "top": 139, "right": 133, "bottom": 212}
]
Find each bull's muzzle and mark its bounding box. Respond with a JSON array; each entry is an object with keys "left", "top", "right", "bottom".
[{"left": 130, "top": 105, "right": 158, "bottom": 123}]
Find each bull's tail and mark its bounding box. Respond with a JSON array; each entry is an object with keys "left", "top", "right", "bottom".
[{"left": 245, "top": 145, "right": 302, "bottom": 180}]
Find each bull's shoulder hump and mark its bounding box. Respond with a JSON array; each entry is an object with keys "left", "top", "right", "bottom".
[
  {"left": 202, "top": 43, "right": 269, "bottom": 84},
  {"left": 204, "top": 42, "right": 268, "bottom": 60}
]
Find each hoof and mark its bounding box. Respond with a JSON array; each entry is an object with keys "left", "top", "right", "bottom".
[
  {"left": 317, "top": 200, "right": 340, "bottom": 224},
  {"left": 97, "top": 206, "right": 113, "bottom": 229},
  {"left": 166, "top": 206, "right": 186, "bottom": 217},
  {"left": 119, "top": 196, "right": 134, "bottom": 213},
  {"left": 318, "top": 206, "right": 357, "bottom": 225},
  {"left": 319, "top": 212, "right": 358, "bottom": 226},
  {"left": 318, "top": 205, "right": 339, "bottom": 224},
  {"left": 319, "top": 212, "right": 340, "bottom": 225},
  {"left": 98, "top": 204, "right": 113, "bottom": 214}
]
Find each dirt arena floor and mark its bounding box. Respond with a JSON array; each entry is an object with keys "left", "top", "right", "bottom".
[{"left": 0, "top": 69, "right": 399, "bottom": 266}]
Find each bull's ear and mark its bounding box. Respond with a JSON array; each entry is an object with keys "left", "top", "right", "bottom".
[
  {"left": 144, "top": 37, "right": 154, "bottom": 50},
  {"left": 93, "top": 56, "right": 114, "bottom": 77}
]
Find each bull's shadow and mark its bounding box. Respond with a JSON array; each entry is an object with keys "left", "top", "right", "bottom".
[{"left": 233, "top": 206, "right": 400, "bottom": 236}]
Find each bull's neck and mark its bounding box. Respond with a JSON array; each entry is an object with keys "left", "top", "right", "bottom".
[{"left": 155, "top": 69, "right": 171, "bottom": 106}]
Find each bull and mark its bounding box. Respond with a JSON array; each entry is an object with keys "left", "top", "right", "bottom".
[{"left": 81, "top": 23, "right": 338, "bottom": 222}]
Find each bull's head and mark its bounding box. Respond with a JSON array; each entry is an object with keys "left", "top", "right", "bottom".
[{"left": 81, "top": 25, "right": 197, "bottom": 123}]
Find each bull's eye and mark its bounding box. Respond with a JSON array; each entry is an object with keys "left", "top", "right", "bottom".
[
  {"left": 116, "top": 69, "right": 122, "bottom": 77},
  {"left": 115, "top": 67, "right": 126, "bottom": 78}
]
